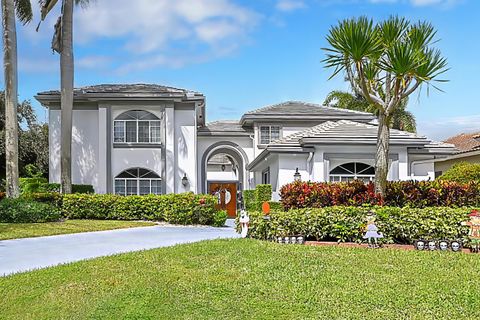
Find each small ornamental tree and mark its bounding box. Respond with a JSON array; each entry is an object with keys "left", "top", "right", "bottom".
[{"left": 323, "top": 16, "right": 448, "bottom": 196}]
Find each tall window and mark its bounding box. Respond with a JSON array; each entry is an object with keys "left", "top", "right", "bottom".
[
  {"left": 114, "top": 110, "right": 162, "bottom": 144},
  {"left": 329, "top": 162, "right": 375, "bottom": 183},
  {"left": 259, "top": 125, "right": 281, "bottom": 144},
  {"left": 114, "top": 168, "right": 162, "bottom": 195}
]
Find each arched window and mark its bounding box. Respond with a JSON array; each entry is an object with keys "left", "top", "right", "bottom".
[
  {"left": 329, "top": 162, "right": 375, "bottom": 183},
  {"left": 113, "top": 110, "right": 162, "bottom": 144},
  {"left": 114, "top": 168, "right": 162, "bottom": 195}
]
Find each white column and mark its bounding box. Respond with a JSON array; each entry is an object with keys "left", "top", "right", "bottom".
[
  {"left": 97, "top": 107, "right": 108, "bottom": 193},
  {"left": 398, "top": 150, "right": 408, "bottom": 180},
  {"left": 312, "top": 150, "right": 325, "bottom": 182},
  {"left": 165, "top": 106, "right": 175, "bottom": 193}
]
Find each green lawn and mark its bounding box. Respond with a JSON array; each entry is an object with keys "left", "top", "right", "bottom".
[
  {"left": 1, "top": 239, "right": 479, "bottom": 320},
  {"left": 0, "top": 220, "right": 156, "bottom": 240}
]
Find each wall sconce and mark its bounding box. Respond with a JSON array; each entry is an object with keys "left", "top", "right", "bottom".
[
  {"left": 294, "top": 168, "right": 301, "bottom": 182},
  {"left": 182, "top": 173, "right": 188, "bottom": 187},
  {"left": 221, "top": 164, "right": 226, "bottom": 171}
]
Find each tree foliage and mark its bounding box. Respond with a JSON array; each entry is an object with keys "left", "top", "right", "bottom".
[{"left": 0, "top": 91, "right": 49, "bottom": 179}]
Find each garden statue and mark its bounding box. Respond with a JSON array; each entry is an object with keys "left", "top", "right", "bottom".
[
  {"left": 239, "top": 210, "right": 250, "bottom": 238},
  {"left": 462, "top": 210, "right": 480, "bottom": 253},
  {"left": 363, "top": 213, "right": 383, "bottom": 248},
  {"left": 451, "top": 240, "right": 462, "bottom": 252},
  {"left": 427, "top": 241, "right": 437, "bottom": 251},
  {"left": 438, "top": 240, "right": 449, "bottom": 251},
  {"left": 414, "top": 240, "right": 426, "bottom": 251}
]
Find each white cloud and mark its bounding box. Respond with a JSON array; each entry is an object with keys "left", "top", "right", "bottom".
[
  {"left": 417, "top": 114, "right": 480, "bottom": 141},
  {"left": 275, "top": 0, "right": 307, "bottom": 12}
]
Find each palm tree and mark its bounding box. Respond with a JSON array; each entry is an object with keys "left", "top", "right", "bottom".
[
  {"left": 38, "top": 0, "right": 88, "bottom": 194},
  {"left": 2, "top": 0, "right": 33, "bottom": 197},
  {"left": 324, "top": 90, "right": 416, "bottom": 133},
  {"left": 323, "top": 16, "right": 448, "bottom": 195}
]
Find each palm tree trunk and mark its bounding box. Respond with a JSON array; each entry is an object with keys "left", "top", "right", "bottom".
[
  {"left": 60, "top": 0, "right": 73, "bottom": 194},
  {"left": 2, "top": 0, "right": 20, "bottom": 198},
  {"left": 374, "top": 110, "right": 390, "bottom": 196}
]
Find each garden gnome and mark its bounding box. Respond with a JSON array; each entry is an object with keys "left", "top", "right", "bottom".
[
  {"left": 462, "top": 210, "right": 480, "bottom": 253},
  {"left": 363, "top": 212, "right": 383, "bottom": 248},
  {"left": 239, "top": 210, "right": 250, "bottom": 238}
]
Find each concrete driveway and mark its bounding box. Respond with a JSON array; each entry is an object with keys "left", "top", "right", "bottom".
[{"left": 0, "top": 223, "right": 239, "bottom": 276}]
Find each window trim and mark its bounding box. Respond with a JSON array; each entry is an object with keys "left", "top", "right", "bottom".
[
  {"left": 113, "top": 110, "right": 163, "bottom": 145},
  {"left": 329, "top": 162, "right": 375, "bottom": 183},
  {"left": 114, "top": 168, "right": 162, "bottom": 196},
  {"left": 258, "top": 124, "right": 282, "bottom": 145}
]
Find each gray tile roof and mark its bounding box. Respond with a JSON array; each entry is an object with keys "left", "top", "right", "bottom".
[
  {"left": 269, "top": 120, "right": 456, "bottom": 148},
  {"left": 240, "top": 101, "right": 375, "bottom": 124},
  {"left": 37, "top": 83, "right": 200, "bottom": 96},
  {"left": 198, "top": 120, "right": 252, "bottom": 136}
]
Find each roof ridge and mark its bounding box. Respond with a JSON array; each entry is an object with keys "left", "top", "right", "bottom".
[{"left": 244, "top": 100, "right": 374, "bottom": 116}]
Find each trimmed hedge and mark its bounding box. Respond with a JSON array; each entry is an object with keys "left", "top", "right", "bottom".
[
  {"left": 438, "top": 162, "right": 480, "bottom": 184},
  {"left": 19, "top": 178, "right": 94, "bottom": 194},
  {"left": 246, "top": 201, "right": 282, "bottom": 212},
  {"left": 280, "top": 180, "right": 480, "bottom": 210},
  {"left": 240, "top": 206, "right": 475, "bottom": 245},
  {"left": 0, "top": 198, "right": 61, "bottom": 223},
  {"left": 62, "top": 193, "right": 225, "bottom": 226},
  {"left": 255, "top": 184, "right": 272, "bottom": 202}
]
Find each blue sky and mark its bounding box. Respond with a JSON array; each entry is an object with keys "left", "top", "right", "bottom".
[{"left": 9, "top": 0, "right": 480, "bottom": 140}]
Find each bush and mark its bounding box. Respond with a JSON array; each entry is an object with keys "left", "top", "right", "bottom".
[
  {"left": 20, "top": 192, "right": 63, "bottom": 208},
  {"left": 0, "top": 198, "right": 61, "bottom": 223},
  {"left": 255, "top": 184, "right": 272, "bottom": 202},
  {"left": 243, "top": 189, "right": 256, "bottom": 210},
  {"left": 19, "top": 179, "right": 95, "bottom": 194},
  {"left": 280, "top": 180, "right": 480, "bottom": 209},
  {"left": 62, "top": 193, "right": 222, "bottom": 226},
  {"left": 241, "top": 206, "right": 474, "bottom": 244},
  {"left": 213, "top": 210, "right": 228, "bottom": 227},
  {"left": 246, "top": 201, "right": 282, "bottom": 212},
  {"left": 19, "top": 177, "right": 48, "bottom": 194},
  {"left": 438, "top": 162, "right": 480, "bottom": 183},
  {"left": 41, "top": 183, "right": 95, "bottom": 194}
]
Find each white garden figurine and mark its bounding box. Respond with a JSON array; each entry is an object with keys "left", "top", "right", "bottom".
[{"left": 239, "top": 210, "right": 250, "bottom": 238}]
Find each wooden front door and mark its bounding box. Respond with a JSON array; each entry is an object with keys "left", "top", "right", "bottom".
[{"left": 208, "top": 182, "right": 237, "bottom": 218}]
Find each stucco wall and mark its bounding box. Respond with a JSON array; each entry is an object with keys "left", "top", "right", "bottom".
[
  {"left": 49, "top": 108, "right": 100, "bottom": 191},
  {"left": 174, "top": 109, "right": 197, "bottom": 193}
]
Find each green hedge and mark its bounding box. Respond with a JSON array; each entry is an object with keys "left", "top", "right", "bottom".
[
  {"left": 244, "top": 184, "right": 274, "bottom": 211},
  {"left": 0, "top": 198, "right": 61, "bottom": 223},
  {"left": 62, "top": 193, "right": 225, "bottom": 226},
  {"left": 19, "top": 178, "right": 94, "bottom": 194},
  {"left": 255, "top": 184, "right": 272, "bottom": 202},
  {"left": 246, "top": 201, "right": 282, "bottom": 212},
  {"left": 239, "top": 206, "right": 475, "bottom": 244},
  {"left": 243, "top": 190, "right": 255, "bottom": 209}
]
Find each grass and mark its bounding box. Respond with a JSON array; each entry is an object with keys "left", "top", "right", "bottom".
[
  {"left": 0, "top": 220, "right": 156, "bottom": 240},
  {"left": 1, "top": 239, "right": 480, "bottom": 319}
]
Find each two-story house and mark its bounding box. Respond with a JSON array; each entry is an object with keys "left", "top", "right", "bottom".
[{"left": 36, "top": 84, "right": 456, "bottom": 217}]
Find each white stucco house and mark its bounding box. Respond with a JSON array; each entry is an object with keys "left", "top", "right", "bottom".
[{"left": 36, "top": 84, "right": 456, "bottom": 216}]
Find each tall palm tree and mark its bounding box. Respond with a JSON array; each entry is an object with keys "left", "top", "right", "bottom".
[
  {"left": 38, "top": 0, "right": 88, "bottom": 194},
  {"left": 323, "top": 16, "right": 448, "bottom": 195},
  {"left": 2, "top": 0, "right": 32, "bottom": 197},
  {"left": 324, "top": 90, "right": 417, "bottom": 133}
]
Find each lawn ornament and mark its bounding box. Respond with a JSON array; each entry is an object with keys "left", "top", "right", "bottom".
[
  {"left": 438, "top": 240, "right": 449, "bottom": 251},
  {"left": 239, "top": 210, "right": 250, "bottom": 238},
  {"left": 427, "top": 240, "right": 437, "bottom": 251},
  {"left": 450, "top": 240, "right": 462, "bottom": 252},
  {"left": 363, "top": 213, "right": 383, "bottom": 248},
  {"left": 414, "top": 240, "right": 426, "bottom": 250},
  {"left": 462, "top": 210, "right": 480, "bottom": 253}
]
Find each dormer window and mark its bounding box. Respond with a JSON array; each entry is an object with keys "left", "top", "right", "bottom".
[
  {"left": 259, "top": 125, "right": 281, "bottom": 144},
  {"left": 114, "top": 110, "right": 162, "bottom": 144}
]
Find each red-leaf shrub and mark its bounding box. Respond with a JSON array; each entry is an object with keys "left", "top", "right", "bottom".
[{"left": 280, "top": 180, "right": 479, "bottom": 209}]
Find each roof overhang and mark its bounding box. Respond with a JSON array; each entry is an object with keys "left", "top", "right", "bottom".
[
  {"left": 247, "top": 146, "right": 314, "bottom": 171},
  {"left": 239, "top": 114, "right": 375, "bottom": 126},
  {"left": 429, "top": 149, "right": 480, "bottom": 162}
]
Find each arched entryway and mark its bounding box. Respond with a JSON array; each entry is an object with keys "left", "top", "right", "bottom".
[{"left": 200, "top": 142, "right": 248, "bottom": 217}]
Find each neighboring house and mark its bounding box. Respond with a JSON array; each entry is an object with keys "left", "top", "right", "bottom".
[
  {"left": 432, "top": 132, "right": 480, "bottom": 177},
  {"left": 36, "top": 84, "right": 456, "bottom": 217}
]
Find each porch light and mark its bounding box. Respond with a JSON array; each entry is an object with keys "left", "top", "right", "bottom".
[
  {"left": 182, "top": 173, "right": 189, "bottom": 187},
  {"left": 294, "top": 168, "right": 301, "bottom": 182},
  {"left": 221, "top": 164, "right": 226, "bottom": 171}
]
